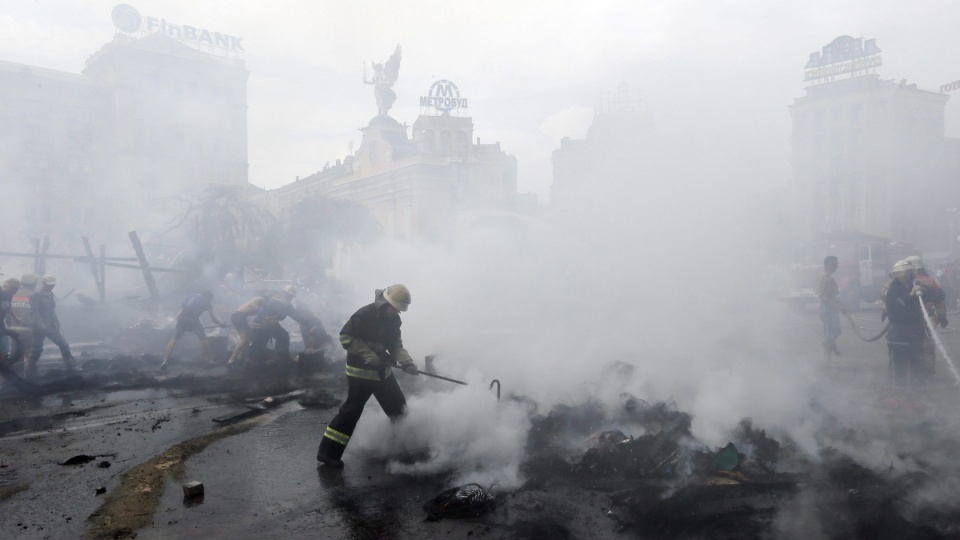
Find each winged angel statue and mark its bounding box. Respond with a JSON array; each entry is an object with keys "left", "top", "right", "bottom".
[{"left": 364, "top": 45, "right": 402, "bottom": 117}]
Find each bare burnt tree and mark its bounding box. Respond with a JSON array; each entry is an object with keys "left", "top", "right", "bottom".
[
  {"left": 281, "top": 195, "right": 382, "bottom": 289},
  {"left": 167, "top": 185, "right": 283, "bottom": 283}
]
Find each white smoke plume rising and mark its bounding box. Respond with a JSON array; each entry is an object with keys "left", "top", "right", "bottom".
[{"left": 333, "top": 146, "right": 862, "bottom": 488}]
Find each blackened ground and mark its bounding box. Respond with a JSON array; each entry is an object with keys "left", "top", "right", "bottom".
[{"left": 2, "top": 303, "right": 960, "bottom": 539}]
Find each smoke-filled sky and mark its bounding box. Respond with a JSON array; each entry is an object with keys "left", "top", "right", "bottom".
[
  {"left": 2, "top": 0, "right": 960, "bottom": 201},
  {"left": 6, "top": 2, "right": 960, "bottom": 513}
]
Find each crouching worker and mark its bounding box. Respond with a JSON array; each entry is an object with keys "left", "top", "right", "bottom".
[
  {"left": 245, "top": 285, "right": 302, "bottom": 368},
  {"left": 227, "top": 293, "right": 266, "bottom": 366},
  {"left": 317, "top": 284, "right": 418, "bottom": 468}
]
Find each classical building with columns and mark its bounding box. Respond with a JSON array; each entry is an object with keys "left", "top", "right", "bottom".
[{"left": 265, "top": 81, "right": 521, "bottom": 244}]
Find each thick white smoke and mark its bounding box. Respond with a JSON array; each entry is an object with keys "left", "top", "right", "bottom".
[{"left": 333, "top": 142, "right": 860, "bottom": 488}]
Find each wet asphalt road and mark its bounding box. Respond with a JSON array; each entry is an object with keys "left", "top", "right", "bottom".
[
  {"left": 0, "top": 375, "right": 617, "bottom": 540},
  {"left": 3, "top": 302, "right": 960, "bottom": 539}
]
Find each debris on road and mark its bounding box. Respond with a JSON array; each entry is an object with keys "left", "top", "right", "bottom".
[
  {"left": 61, "top": 455, "right": 97, "bottom": 466},
  {"left": 182, "top": 481, "right": 204, "bottom": 498},
  {"left": 424, "top": 483, "right": 497, "bottom": 521}
]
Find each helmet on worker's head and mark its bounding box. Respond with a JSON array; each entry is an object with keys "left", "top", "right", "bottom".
[
  {"left": 41, "top": 275, "right": 57, "bottom": 286},
  {"left": 383, "top": 284, "right": 411, "bottom": 312},
  {"left": 281, "top": 285, "right": 297, "bottom": 297},
  {"left": 20, "top": 273, "right": 39, "bottom": 288},
  {"left": 890, "top": 260, "right": 915, "bottom": 278},
  {"left": 904, "top": 255, "right": 925, "bottom": 270}
]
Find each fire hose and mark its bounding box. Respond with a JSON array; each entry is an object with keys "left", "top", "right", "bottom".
[
  {"left": 916, "top": 289, "right": 960, "bottom": 387},
  {"left": 842, "top": 311, "right": 890, "bottom": 342}
]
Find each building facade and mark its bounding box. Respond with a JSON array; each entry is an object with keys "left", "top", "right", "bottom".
[
  {"left": 790, "top": 36, "right": 959, "bottom": 252},
  {"left": 266, "top": 109, "right": 519, "bottom": 244},
  {"left": 550, "top": 83, "right": 655, "bottom": 210},
  {"left": 0, "top": 31, "right": 249, "bottom": 245}
]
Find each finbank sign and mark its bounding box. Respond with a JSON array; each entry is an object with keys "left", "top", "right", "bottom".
[
  {"left": 419, "top": 80, "right": 468, "bottom": 112},
  {"left": 111, "top": 4, "right": 245, "bottom": 53}
]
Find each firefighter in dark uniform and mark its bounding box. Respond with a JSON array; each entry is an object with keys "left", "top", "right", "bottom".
[
  {"left": 29, "top": 275, "right": 75, "bottom": 375},
  {"left": 885, "top": 260, "right": 928, "bottom": 387},
  {"left": 317, "top": 284, "right": 418, "bottom": 467}
]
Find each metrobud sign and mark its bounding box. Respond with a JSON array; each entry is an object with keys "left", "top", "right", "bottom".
[{"left": 419, "top": 80, "right": 468, "bottom": 113}]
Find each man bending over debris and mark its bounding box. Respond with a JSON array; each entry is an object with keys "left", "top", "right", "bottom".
[
  {"left": 227, "top": 292, "right": 266, "bottom": 365},
  {"left": 160, "top": 289, "right": 226, "bottom": 373},
  {"left": 317, "top": 284, "right": 418, "bottom": 468},
  {"left": 244, "top": 285, "right": 306, "bottom": 368},
  {"left": 29, "top": 275, "right": 76, "bottom": 376}
]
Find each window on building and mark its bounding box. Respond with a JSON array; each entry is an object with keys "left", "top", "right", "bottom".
[
  {"left": 422, "top": 130, "right": 435, "bottom": 149},
  {"left": 440, "top": 130, "right": 451, "bottom": 152}
]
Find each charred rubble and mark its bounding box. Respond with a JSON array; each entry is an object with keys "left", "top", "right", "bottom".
[{"left": 516, "top": 393, "right": 958, "bottom": 538}]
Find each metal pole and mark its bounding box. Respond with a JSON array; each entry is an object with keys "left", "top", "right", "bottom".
[{"left": 388, "top": 363, "right": 466, "bottom": 385}]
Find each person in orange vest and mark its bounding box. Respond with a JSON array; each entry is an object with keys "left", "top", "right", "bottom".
[{"left": 8, "top": 274, "right": 36, "bottom": 377}]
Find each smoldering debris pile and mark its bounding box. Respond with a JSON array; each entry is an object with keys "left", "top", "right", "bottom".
[{"left": 517, "top": 394, "right": 960, "bottom": 538}]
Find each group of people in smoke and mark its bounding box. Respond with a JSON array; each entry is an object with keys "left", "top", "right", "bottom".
[
  {"left": 818, "top": 254, "right": 948, "bottom": 387},
  {"left": 0, "top": 271, "right": 76, "bottom": 379},
  {"left": 163, "top": 281, "right": 419, "bottom": 469},
  {"left": 0, "top": 266, "right": 419, "bottom": 470}
]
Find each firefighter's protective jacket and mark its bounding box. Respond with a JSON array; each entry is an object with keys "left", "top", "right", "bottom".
[
  {"left": 30, "top": 290, "right": 59, "bottom": 331},
  {"left": 885, "top": 278, "right": 926, "bottom": 343},
  {"left": 339, "top": 291, "right": 414, "bottom": 381}
]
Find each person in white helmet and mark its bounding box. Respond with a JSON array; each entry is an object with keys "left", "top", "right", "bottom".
[
  {"left": 904, "top": 255, "right": 947, "bottom": 379},
  {"left": 317, "top": 284, "right": 417, "bottom": 468},
  {"left": 29, "top": 275, "right": 75, "bottom": 375},
  {"left": 885, "top": 260, "right": 927, "bottom": 387}
]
